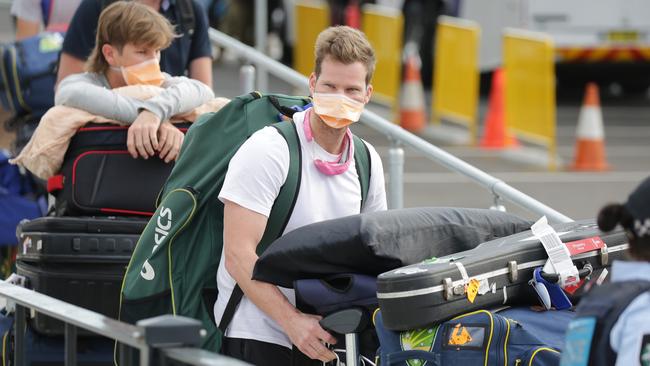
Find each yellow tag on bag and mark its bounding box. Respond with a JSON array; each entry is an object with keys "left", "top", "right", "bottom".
[{"left": 467, "top": 278, "right": 480, "bottom": 303}]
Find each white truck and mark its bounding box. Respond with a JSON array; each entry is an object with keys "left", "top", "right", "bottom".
[{"left": 458, "top": 0, "right": 650, "bottom": 92}]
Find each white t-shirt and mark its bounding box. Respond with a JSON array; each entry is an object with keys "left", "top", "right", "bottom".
[
  {"left": 215, "top": 108, "right": 387, "bottom": 348},
  {"left": 11, "top": 0, "right": 82, "bottom": 31}
]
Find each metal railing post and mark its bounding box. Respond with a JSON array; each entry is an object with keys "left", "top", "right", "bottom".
[
  {"left": 118, "top": 343, "right": 134, "bottom": 366},
  {"left": 64, "top": 323, "right": 78, "bottom": 366},
  {"left": 255, "top": 0, "right": 268, "bottom": 92},
  {"left": 490, "top": 194, "right": 507, "bottom": 212},
  {"left": 136, "top": 315, "right": 202, "bottom": 365},
  {"left": 14, "top": 305, "right": 25, "bottom": 366},
  {"left": 240, "top": 65, "right": 256, "bottom": 94},
  {"left": 345, "top": 333, "right": 359, "bottom": 366},
  {"left": 388, "top": 140, "right": 405, "bottom": 209}
]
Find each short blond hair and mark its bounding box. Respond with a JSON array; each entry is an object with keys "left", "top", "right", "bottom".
[
  {"left": 86, "top": 1, "right": 176, "bottom": 74},
  {"left": 314, "top": 26, "right": 376, "bottom": 85}
]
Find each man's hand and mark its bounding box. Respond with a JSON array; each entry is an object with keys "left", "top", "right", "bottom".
[
  {"left": 157, "top": 121, "right": 184, "bottom": 163},
  {"left": 127, "top": 110, "right": 160, "bottom": 159},
  {"left": 282, "top": 311, "right": 337, "bottom": 362}
]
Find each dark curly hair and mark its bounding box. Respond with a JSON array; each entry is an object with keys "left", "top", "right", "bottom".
[{"left": 598, "top": 203, "right": 650, "bottom": 261}]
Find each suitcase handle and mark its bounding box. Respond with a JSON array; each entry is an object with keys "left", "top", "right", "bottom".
[{"left": 539, "top": 262, "right": 593, "bottom": 284}]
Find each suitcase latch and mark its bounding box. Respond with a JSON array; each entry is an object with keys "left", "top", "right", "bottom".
[
  {"left": 508, "top": 261, "right": 518, "bottom": 283},
  {"left": 600, "top": 246, "right": 609, "bottom": 266},
  {"left": 443, "top": 277, "right": 453, "bottom": 300}
]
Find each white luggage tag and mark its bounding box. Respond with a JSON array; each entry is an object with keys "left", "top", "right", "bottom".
[{"left": 531, "top": 216, "right": 580, "bottom": 287}]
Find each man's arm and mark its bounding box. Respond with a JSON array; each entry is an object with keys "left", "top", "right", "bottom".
[
  {"left": 186, "top": 1, "right": 212, "bottom": 86},
  {"left": 57, "top": 0, "right": 102, "bottom": 86},
  {"left": 222, "top": 200, "right": 337, "bottom": 362},
  {"left": 11, "top": 0, "right": 42, "bottom": 40},
  {"left": 188, "top": 56, "right": 213, "bottom": 87},
  {"left": 15, "top": 18, "right": 41, "bottom": 40},
  {"left": 56, "top": 53, "right": 86, "bottom": 87}
]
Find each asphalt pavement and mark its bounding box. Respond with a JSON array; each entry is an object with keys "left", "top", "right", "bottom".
[{"left": 2, "top": 2, "right": 649, "bottom": 222}]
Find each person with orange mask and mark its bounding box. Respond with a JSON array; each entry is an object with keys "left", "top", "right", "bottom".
[
  {"left": 216, "top": 26, "right": 386, "bottom": 365},
  {"left": 54, "top": 1, "right": 214, "bottom": 162}
]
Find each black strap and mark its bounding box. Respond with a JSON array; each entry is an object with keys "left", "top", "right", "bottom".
[
  {"left": 218, "top": 284, "right": 243, "bottom": 335},
  {"left": 268, "top": 95, "right": 300, "bottom": 119},
  {"left": 352, "top": 136, "right": 371, "bottom": 210},
  {"left": 218, "top": 118, "right": 303, "bottom": 336}
]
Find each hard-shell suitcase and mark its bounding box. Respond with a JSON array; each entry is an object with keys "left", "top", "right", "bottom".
[
  {"left": 376, "top": 219, "right": 628, "bottom": 331},
  {"left": 15, "top": 216, "right": 146, "bottom": 336},
  {"left": 48, "top": 123, "right": 190, "bottom": 217}
]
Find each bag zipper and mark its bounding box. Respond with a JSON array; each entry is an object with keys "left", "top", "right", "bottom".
[{"left": 0, "top": 45, "right": 16, "bottom": 113}]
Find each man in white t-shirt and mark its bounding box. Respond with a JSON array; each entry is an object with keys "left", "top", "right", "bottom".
[{"left": 215, "top": 26, "right": 387, "bottom": 365}]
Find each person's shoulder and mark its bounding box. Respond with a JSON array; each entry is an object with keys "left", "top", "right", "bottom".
[
  {"left": 249, "top": 125, "right": 286, "bottom": 145},
  {"left": 76, "top": 0, "right": 103, "bottom": 15}
]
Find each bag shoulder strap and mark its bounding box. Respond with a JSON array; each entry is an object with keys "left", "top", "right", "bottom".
[
  {"left": 175, "top": 0, "right": 196, "bottom": 35},
  {"left": 352, "top": 135, "right": 371, "bottom": 210},
  {"left": 218, "top": 118, "right": 302, "bottom": 336}
]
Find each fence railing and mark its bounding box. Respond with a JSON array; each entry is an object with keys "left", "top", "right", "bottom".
[
  {"left": 0, "top": 281, "right": 248, "bottom": 366},
  {"left": 208, "top": 28, "right": 573, "bottom": 224}
]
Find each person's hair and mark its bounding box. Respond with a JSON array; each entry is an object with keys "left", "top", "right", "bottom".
[
  {"left": 314, "top": 26, "right": 376, "bottom": 85},
  {"left": 598, "top": 203, "right": 650, "bottom": 261},
  {"left": 86, "top": 1, "right": 176, "bottom": 74}
]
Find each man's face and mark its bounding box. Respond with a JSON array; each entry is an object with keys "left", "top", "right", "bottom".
[
  {"left": 309, "top": 55, "right": 373, "bottom": 104},
  {"left": 103, "top": 42, "right": 161, "bottom": 68}
]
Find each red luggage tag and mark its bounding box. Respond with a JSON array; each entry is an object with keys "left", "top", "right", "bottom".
[
  {"left": 563, "top": 236, "right": 605, "bottom": 294},
  {"left": 564, "top": 236, "right": 605, "bottom": 256}
]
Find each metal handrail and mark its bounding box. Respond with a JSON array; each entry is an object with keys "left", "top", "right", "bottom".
[
  {"left": 0, "top": 281, "right": 247, "bottom": 366},
  {"left": 209, "top": 29, "right": 573, "bottom": 224}
]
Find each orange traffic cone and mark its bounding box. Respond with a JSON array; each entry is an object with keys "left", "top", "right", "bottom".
[
  {"left": 399, "top": 53, "right": 426, "bottom": 132},
  {"left": 480, "top": 68, "right": 518, "bottom": 149},
  {"left": 345, "top": 0, "right": 361, "bottom": 29},
  {"left": 571, "top": 83, "right": 609, "bottom": 171}
]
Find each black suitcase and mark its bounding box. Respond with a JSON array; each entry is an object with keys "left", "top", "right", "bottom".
[
  {"left": 15, "top": 216, "right": 146, "bottom": 336},
  {"left": 376, "top": 219, "right": 628, "bottom": 331},
  {"left": 48, "top": 123, "right": 189, "bottom": 217}
]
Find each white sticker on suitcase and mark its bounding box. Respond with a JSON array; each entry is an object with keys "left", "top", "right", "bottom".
[{"left": 531, "top": 216, "right": 580, "bottom": 287}]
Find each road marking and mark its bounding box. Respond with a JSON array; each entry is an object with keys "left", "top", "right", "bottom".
[{"left": 395, "top": 171, "right": 650, "bottom": 184}]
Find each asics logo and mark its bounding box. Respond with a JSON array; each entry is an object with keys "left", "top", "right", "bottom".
[{"left": 140, "top": 206, "right": 173, "bottom": 281}]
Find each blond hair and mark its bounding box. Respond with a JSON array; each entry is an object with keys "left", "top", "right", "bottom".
[
  {"left": 314, "top": 26, "right": 376, "bottom": 85},
  {"left": 86, "top": 1, "right": 176, "bottom": 74}
]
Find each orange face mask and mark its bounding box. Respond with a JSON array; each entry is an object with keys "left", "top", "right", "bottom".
[
  {"left": 312, "top": 93, "right": 365, "bottom": 129},
  {"left": 119, "top": 58, "right": 165, "bottom": 86}
]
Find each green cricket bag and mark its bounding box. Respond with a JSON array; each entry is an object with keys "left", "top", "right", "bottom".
[
  {"left": 118, "top": 92, "right": 310, "bottom": 353},
  {"left": 117, "top": 92, "right": 372, "bottom": 353}
]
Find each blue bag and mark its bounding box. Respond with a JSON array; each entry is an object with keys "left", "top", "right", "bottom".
[
  {"left": 0, "top": 31, "right": 63, "bottom": 119},
  {"left": 374, "top": 307, "right": 570, "bottom": 366},
  {"left": 0, "top": 151, "right": 46, "bottom": 246}
]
